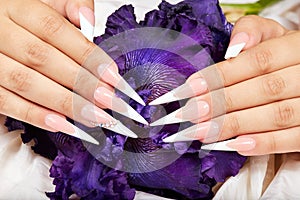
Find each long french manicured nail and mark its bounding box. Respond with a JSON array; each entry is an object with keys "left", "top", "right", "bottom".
[
  {"left": 97, "top": 65, "right": 146, "bottom": 106},
  {"left": 176, "top": 99, "right": 210, "bottom": 121},
  {"left": 45, "top": 114, "right": 99, "bottom": 145},
  {"left": 94, "top": 87, "right": 148, "bottom": 125},
  {"left": 163, "top": 121, "right": 219, "bottom": 143},
  {"left": 105, "top": 121, "right": 138, "bottom": 138},
  {"left": 150, "top": 99, "right": 209, "bottom": 126},
  {"left": 175, "top": 78, "right": 208, "bottom": 98},
  {"left": 149, "top": 78, "right": 207, "bottom": 105},
  {"left": 224, "top": 32, "right": 249, "bottom": 59},
  {"left": 81, "top": 104, "right": 115, "bottom": 124},
  {"left": 226, "top": 137, "right": 256, "bottom": 151},
  {"left": 79, "top": 7, "right": 95, "bottom": 26},
  {"left": 79, "top": 7, "right": 95, "bottom": 41}
]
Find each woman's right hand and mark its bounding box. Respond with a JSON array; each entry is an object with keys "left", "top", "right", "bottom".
[{"left": 0, "top": 0, "right": 123, "bottom": 139}]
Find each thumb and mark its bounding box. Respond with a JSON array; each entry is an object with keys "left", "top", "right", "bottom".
[
  {"left": 42, "top": 0, "right": 94, "bottom": 27},
  {"left": 65, "top": 0, "right": 94, "bottom": 27},
  {"left": 229, "top": 15, "right": 288, "bottom": 50}
]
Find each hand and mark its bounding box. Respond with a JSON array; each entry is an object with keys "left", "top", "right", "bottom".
[
  {"left": 0, "top": 0, "right": 130, "bottom": 140},
  {"left": 187, "top": 15, "right": 299, "bottom": 155},
  {"left": 158, "top": 15, "right": 300, "bottom": 156}
]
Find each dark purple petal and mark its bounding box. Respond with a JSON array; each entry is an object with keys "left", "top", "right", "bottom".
[{"left": 202, "top": 151, "right": 248, "bottom": 182}]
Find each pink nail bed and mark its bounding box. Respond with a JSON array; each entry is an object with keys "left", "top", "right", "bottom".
[
  {"left": 229, "top": 32, "right": 249, "bottom": 46},
  {"left": 226, "top": 137, "right": 256, "bottom": 151},
  {"left": 94, "top": 87, "right": 127, "bottom": 112},
  {"left": 79, "top": 7, "right": 95, "bottom": 26},
  {"left": 81, "top": 104, "right": 113, "bottom": 124},
  {"left": 175, "top": 78, "right": 207, "bottom": 98},
  {"left": 45, "top": 114, "right": 74, "bottom": 134},
  {"left": 176, "top": 100, "right": 210, "bottom": 121}
]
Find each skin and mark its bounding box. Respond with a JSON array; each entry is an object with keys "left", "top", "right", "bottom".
[
  {"left": 0, "top": 0, "right": 116, "bottom": 131},
  {"left": 187, "top": 15, "right": 300, "bottom": 156}
]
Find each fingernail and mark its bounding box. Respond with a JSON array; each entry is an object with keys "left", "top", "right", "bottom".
[
  {"left": 175, "top": 78, "right": 208, "bottom": 98},
  {"left": 94, "top": 87, "right": 148, "bottom": 125},
  {"left": 226, "top": 137, "right": 256, "bottom": 151},
  {"left": 105, "top": 121, "right": 138, "bottom": 138},
  {"left": 176, "top": 100, "right": 210, "bottom": 121},
  {"left": 163, "top": 121, "right": 219, "bottom": 143},
  {"left": 150, "top": 99, "right": 209, "bottom": 126},
  {"left": 149, "top": 78, "right": 207, "bottom": 106},
  {"left": 98, "top": 65, "right": 145, "bottom": 106},
  {"left": 45, "top": 114, "right": 99, "bottom": 145},
  {"left": 94, "top": 87, "right": 126, "bottom": 112},
  {"left": 224, "top": 32, "right": 249, "bottom": 59},
  {"left": 81, "top": 104, "right": 115, "bottom": 124},
  {"left": 79, "top": 7, "right": 95, "bottom": 26}
]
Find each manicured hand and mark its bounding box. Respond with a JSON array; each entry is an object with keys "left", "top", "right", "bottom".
[
  {"left": 0, "top": 0, "right": 133, "bottom": 140},
  {"left": 159, "top": 16, "right": 300, "bottom": 155}
]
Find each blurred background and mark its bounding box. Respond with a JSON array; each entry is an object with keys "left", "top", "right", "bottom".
[{"left": 220, "top": 0, "right": 300, "bottom": 30}]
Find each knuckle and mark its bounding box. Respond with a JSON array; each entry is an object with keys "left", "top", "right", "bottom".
[
  {"left": 41, "top": 15, "right": 64, "bottom": 37},
  {"left": 9, "top": 69, "right": 31, "bottom": 92},
  {"left": 250, "top": 47, "right": 273, "bottom": 74},
  {"left": 272, "top": 101, "right": 295, "bottom": 128},
  {"left": 225, "top": 114, "right": 241, "bottom": 135},
  {"left": 58, "top": 94, "right": 73, "bottom": 116},
  {"left": 262, "top": 74, "right": 286, "bottom": 99},
  {"left": 215, "top": 61, "right": 230, "bottom": 86},
  {"left": 267, "top": 133, "right": 277, "bottom": 153},
  {"left": 25, "top": 42, "right": 50, "bottom": 67},
  {"left": 224, "top": 89, "right": 234, "bottom": 112},
  {"left": 79, "top": 42, "right": 96, "bottom": 64},
  {"left": 23, "top": 104, "right": 35, "bottom": 124}
]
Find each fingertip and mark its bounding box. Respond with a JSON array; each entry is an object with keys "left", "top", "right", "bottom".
[{"left": 65, "top": 1, "right": 94, "bottom": 27}]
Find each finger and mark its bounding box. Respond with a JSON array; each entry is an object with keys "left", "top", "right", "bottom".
[
  {"left": 0, "top": 85, "right": 56, "bottom": 132},
  {"left": 5, "top": 0, "right": 145, "bottom": 105},
  {"left": 205, "top": 97, "right": 300, "bottom": 143},
  {"left": 190, "top": 31, "right": 300, "bottom": 90},
  {"left": 0, "top": 18, "right": 112, "bottom": 105},
  {"left": 209, "top": 64, "right": 300, "bottom": 114},
  {"left": 230, "top": 15, "right": 288, "bottom": 50},
  {"left": 0, "top": 85, "right": 99, "bottom": 144},
  {"left": 0, "top": 53, "right": 115, "bottom": 128},
  {"left": 7, "top": 0, "right": 110, "bottom": 68},
  {"left": 230, "top": 127, "right": 300, "bottom": 156},
  {"left": 165, "top": 97, "right": 300, "bottom": 144}
]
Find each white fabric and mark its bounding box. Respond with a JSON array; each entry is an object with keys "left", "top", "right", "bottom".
[
  {"left": 260, "top": 153, "right": 300, "bottom": 199},
  {"left": 1, "top": 1, "right": 300, "bottom": 199},
  {"left": 213, "top": 156, "right": 269, "bottom": 200},
  {"left": 0, "top": 124, "right": 54, "bottom": 199}
]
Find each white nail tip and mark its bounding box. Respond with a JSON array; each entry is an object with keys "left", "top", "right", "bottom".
[
  {"left": 149, "top": 91, "right": 177, "bottom": 105},
  {"left": 163, "top": 134, "right": 192, "bottom": 143},
  {"left": 125, "top": 106, "right": 149, "bottom": 125},
  {"left": 150, "top": 110, "right": 184, "bottom": 126},
  {"left": 79, "top": 12, "right": 94, "bottom": 42},
  {"left": 73, "top": 126, "right": 99, "bottom": 145},
  {"left": 201, "top": 139, "right": 236, "bottom": 151},
  {"left": 105, "top": 122, "right": 138, "bottom": 138},
  {"left": 224, "top": 43, "right": 246, "bottom": 59},
  {"left": 162, "top": 125, "right": 196, "bottom": 143},
  {"left": 118, "top": 78, "right": 145, "bottom": 106}
]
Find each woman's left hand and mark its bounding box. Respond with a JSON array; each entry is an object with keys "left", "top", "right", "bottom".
[{"left": 181, "top": 16, "right": 300, "bottom": 156}]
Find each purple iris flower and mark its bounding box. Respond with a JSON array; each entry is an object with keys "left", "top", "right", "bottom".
[{"left": 5, "top": 1, "right": 247, "bottom": 199}]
